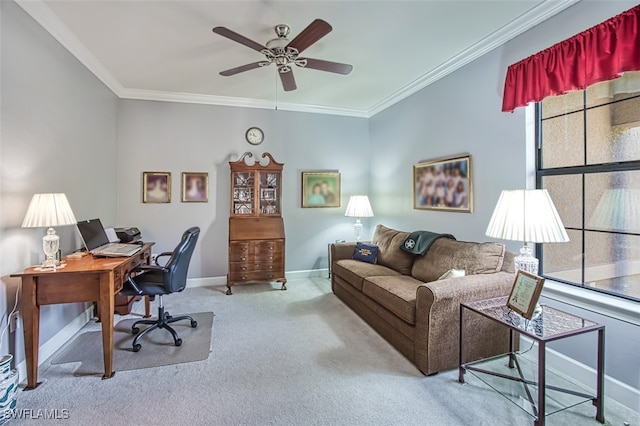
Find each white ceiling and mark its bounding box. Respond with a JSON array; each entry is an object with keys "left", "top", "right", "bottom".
[{"left": 17, "top": 1, "right": 578, "bottom": 117}]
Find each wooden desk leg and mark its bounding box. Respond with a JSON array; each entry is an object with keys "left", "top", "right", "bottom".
[
  {"left": 21, "top": 277, "right": 39, "bottom": 389},
  {"left": 99, "top": 271, "right": 115, "bottom": 380}
]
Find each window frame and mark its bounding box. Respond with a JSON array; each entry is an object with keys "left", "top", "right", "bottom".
[{"left": 534, "top": 91, "right": 640, "bottom": 304}]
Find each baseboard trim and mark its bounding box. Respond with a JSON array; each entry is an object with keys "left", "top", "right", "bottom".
[
  {"left": 185, "top": 269, "right": 330, "bottom": 288},
  {"left": 521, "top": 337, "right": 639, "bottom": 413},
  {"left": 15, "top": 305, "right": 94, "bottom": 384}
]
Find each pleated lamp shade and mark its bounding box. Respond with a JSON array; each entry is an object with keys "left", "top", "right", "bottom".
[
  {"left": 485, "top": 189, "right": 569, "bottom": 244},
  {"left": 344, "top": 196, "right": 374, "bottom": 218},
  {"left": 21, "top": 193, "right": 77, "bottom": 228}
]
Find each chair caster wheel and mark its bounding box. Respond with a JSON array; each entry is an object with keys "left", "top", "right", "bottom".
[
  {"left": 132, "top": 327, "right": 139, "bottom": 334},
  {"left": 133, "top": 344, "right": 142, "bottom": 352},
  {"left": 175, "top": 339, "right": 182, "bottom": 347},
  {"left": 191, "top": 320, "right": 198, "bottom": 328},
  {"left": 164, "top": 312, "right": 171, "bottom": 319}
]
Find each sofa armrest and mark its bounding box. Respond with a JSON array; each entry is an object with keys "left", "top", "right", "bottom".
[
  {"left": 416, "top": 272, "right": 515, "bottom": 310},
  {"left": 330, "top": 242, "right": 357, "bottom": 263},
  {"left": 413, "top": 271, "right": 516, "bottom": 374}
]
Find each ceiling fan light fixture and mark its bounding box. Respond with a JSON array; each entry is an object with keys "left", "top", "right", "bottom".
[
  {"left": 266, "top": 37, "right": 288, "bottom": 51},
  {"left": 213, "top": 19, "right": 352, "bottom": 91}
]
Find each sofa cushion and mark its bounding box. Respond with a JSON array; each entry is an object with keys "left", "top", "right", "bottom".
[
  {"left": 372, "top": 225, "right": 415, "bottom": 275},
  {"left": 411, "top": 238, "right": 505, "bottom": 283},
  {"left": 362, "top": 275, "right": 423, "bottom": 325},
  {"left": 333, "top": 259, "right": 400, "bottom": 292},
  {"left": 353, "top": 242, "right": 378, "bottom": 264}
]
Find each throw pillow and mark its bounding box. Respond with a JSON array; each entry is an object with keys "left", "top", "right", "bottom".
[
  {"left": 438, "top": 269, "right": 466, "bottom": 280},
  {"left": 372, "top": 225, "right": 415, "bottom": 274},
  {"left": 353, "top": 242, "right": 379, "bottom": 264}
]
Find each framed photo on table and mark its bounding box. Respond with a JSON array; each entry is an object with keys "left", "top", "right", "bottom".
[
  {"left": 506, "top": 270, "right": 545, "bottom": 319},
  {"left": 143, "top": 172, "right": 171, "bottom": 203},
  {"left": 413, "top": 154, "right": 472, "bottom": 212}
]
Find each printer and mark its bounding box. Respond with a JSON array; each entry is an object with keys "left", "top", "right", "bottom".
[{"left": 115, "top": 227, "right": 142, "bottom": 243}]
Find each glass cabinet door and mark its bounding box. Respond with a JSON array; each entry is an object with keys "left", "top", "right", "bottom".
[
  {"left": 259, "top": 171, "right": 280, "bottom": 215},
  {"left": 232, "top": 171, "right": 255, "bottom": 215}
]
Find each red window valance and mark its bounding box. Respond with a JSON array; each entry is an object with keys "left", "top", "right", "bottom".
[{"left": 502, "top": 4, "right": 640, "bottom": 112}]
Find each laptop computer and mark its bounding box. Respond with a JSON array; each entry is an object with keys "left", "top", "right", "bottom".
[{"left": 77, "top": 218, "right": 142, "bottom": 257}]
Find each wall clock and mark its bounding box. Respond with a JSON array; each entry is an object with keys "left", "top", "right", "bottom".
[{"left": 246, "top": 127, "right": 264, "bottom": 145}]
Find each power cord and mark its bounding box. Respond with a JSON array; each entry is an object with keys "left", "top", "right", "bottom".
[
  {"left": 517, "top": 339, "right": 536, "bottom": 356},
  {"left": 0, "top": 284, "right": 20, "bottom": 347}
]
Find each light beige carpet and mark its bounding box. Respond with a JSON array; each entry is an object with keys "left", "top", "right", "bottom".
[{"left": 51, "top": 312, "right": 214, "bottom": 376}]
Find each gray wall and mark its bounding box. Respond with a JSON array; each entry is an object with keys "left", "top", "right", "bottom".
[
  {"left": 369, "top": 46, "right": 525, "bottom": 250},
  {"left": 0, "top": 1, "right": 119, "bottom": 359},
  {"left": 116, "top": 100, "right": 369, "bottom": 277},
  {"left": 368, "top": 0, "right": 640, "bottom": 391}
]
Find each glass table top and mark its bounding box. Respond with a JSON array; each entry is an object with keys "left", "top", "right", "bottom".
[{"left": 463, "top": 296, "right": 601, "bottom": 341}]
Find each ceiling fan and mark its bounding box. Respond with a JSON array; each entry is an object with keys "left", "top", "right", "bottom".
[{"left": 212, "top": 19, "right": 353, "bottom": 92}]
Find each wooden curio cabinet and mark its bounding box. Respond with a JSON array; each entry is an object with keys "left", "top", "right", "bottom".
[{"left": 227, "top": 152, "right": 286, "bottom": 295}]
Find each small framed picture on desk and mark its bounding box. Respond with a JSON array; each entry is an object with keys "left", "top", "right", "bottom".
[{"left": 506, "top": 270, "right": 545, "bottom": 319}]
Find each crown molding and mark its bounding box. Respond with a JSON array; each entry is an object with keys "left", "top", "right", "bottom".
[
  {"left": 17, "top": 0, "right": 578, "bottom": 119},
  {"left": 120, "top": 88, "right": 370, "bottom": 118},
  {"left": 366, "top": 0, "right": 580, "bottom": 117}
]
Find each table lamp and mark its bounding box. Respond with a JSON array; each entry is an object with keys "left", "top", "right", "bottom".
[
  {"left": 21, "top": 193, "right": 77, "bottom": 268},
  {"left": 345, "top": 195, "right": 374, "bottom": 241},
  {"left": 485, "top": 189, "right": 569, "bottom": 275}
]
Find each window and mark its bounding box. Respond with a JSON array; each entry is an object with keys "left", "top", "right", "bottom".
[{"left": 536, "top": 71, "right": 640, "bottom": 302}]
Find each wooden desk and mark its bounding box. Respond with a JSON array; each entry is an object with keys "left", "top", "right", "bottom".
[{"left": 11, "top": 243, "right": 153, "bottom": 389}]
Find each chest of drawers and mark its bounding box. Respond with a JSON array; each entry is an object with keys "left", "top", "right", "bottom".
[{"left": 227, "top": 217, "right": 286, "bottom": 295}]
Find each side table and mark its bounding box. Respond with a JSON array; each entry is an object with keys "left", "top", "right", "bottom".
[{"left": 458, "top": 296, "right": 605, "bottom": 426}]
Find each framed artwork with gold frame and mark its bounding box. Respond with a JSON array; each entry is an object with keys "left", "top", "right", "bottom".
[
  {"left": 413, "top": 154, "right": 472, "bottom": 212},
  {"left": 301, "top": 171, "right": 341, "bottom": 208},
  {"left": 182, "top": 172, "right": 209, "bottom": 202},
  {"left": 143, "top": 172, "right": 171, "bottom": 203}
]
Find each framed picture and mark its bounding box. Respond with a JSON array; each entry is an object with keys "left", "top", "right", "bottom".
[
  {"left": 261, "top": 188, "right": 276, "bottom": 201},
  {"left": 506, "top": 270, "right": 545, "bottom": 319},
  {"left": 413, "top": 154, "right": 473, "bottom": 212},
  {"left": 182, "top": 172, "right": 209, "bottom": 202},
  {"left": 302, "top": 172, "right": 341, "bottom": 208},
  {"left": 143, "top": 172, "right": 171, "bottom": 203}
]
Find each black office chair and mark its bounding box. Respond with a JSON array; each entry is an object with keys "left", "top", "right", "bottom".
[{"left": 121, "top": 227, "right": 200, "bottom": 352}]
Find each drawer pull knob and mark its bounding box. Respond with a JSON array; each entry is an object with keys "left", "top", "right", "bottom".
[
  {"left": 241, "top": 257, "right": 246, "bottom": 261},
  {"left": 242, "top": 247, "right": 248, "bottom": 251},
  {"left": 241, "top": 276, "right": 247, "bottom": 280},
  {"left": 269, "top": 246, "right": 274, "bottom": 250},
  {"left": 268, "top": 256, "right": 273, "bottom": 260},
  {"left": 241, "top": 267, "right": 247, "bottom": 271}
]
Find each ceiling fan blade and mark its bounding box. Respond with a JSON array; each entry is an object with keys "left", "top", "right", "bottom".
[
  {"left": 300, "top": 58, "right": 353, "bottom": 75},
  {"left": 212, "top": 27, "right": 267, "bottom": 52},
  {"left": 279, "top": 70, "right": 297, "bottom": 92},
  {"left": 286, "top": 19, "right": 332, "bottom": 54},
  {"left": 220, "top": 62, "right": 268, "bottom": 77}
]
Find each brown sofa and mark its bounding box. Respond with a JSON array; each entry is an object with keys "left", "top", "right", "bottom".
[{"left": 330, "top": 224, "right": 516, "bottom": 375}]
